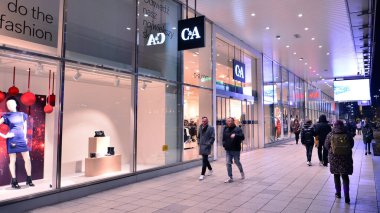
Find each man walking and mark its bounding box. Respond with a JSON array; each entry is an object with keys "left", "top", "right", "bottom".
[
  {"left": 314, "top": 115, "right": 332, "bottom": 166},
  {"left": 223, "top": 117, "right": 245, "bottom": 183},
  {"left": 198, "top": 117, "right": 215, "bottom": 180}
]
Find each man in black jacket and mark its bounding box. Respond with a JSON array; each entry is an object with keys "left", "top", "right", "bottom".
[
  {"left": 223, "top": 117, "right": 245, "bottom": 183},
  {"left": 314, "top": 115, "right": 332, "bottom": 167}
]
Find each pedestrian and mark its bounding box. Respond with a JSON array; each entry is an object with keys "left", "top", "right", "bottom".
[
  {"left": 197, "top": 117, "right": 215, "bottom": 180},
  {"left": 356, "top": 121, "right": 362, "bottom": 135},
  {"left": 362, "top": 118, "right": 373, "bottom": 155},
  {"left": 293, "top": 118, "right": 301, "bottom": 144},
  {"left": 301, "top": 120, "right": 315, "bottom": 166},
  {"left": 324, "top": 120, "right": 354, "bottom": 204},
  {"left": 314, "top": 115, "right": 332, "bottom": 167},
  {"left": 222, "top": 117, "right": 245, "bottom": 183}
]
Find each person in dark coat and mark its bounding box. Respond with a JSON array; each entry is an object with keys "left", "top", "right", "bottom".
[
  {"left": 314, "top": 115, "right": 332, "bottom": 166},
  {"left": 223, "top": 117, "right": 245, "bottom": 183},
  {"left": 293, "top": 118, "right": 301, "bottom": 144},
  {"left": 301, "top": 120, "right": 315, "bottom": 166},
  {"left": 197, "top": 117, "right": 215, "bottom": 180},
  {"left": 324, "top": 120, "right": 354, "bottom": 204},
  {"left": 362, "top": 118, "right": 373, "bottom": 155}
]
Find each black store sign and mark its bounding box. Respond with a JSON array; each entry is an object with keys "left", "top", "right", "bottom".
[
  {"left": 233, "top": 59, "right": 246, "bottom": 83},
  {"left": 178, "top": 16, "right": 205, "bottom": 51}
]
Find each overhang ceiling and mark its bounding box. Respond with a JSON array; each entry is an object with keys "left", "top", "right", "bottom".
[{"left": 180, "top": 0, "right": 375, "bottom": 97}]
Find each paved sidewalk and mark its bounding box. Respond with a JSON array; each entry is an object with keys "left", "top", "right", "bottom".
[{"left": 31, "top": 137, "right": 378, "bottom": 213}]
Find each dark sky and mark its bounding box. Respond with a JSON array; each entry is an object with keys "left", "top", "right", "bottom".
[{"left": 371, "top": 1, "right": 379, "bottom": 105}]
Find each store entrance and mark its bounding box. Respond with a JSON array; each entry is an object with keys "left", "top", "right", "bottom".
[{"left": 216, "top": 96, "right": 254, "bottom": 158}]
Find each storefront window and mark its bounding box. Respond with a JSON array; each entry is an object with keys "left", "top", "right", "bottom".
[
  {"left": 61, "top": 64, "right": 134, "bottom": 187},
  {"left": 215, "top": 39, "right": 256, "bottom": 95},
  {"left": 137, "top": 0, "right": 181, "bottom": 81},
  {"left": 136, "top": 78, "right": 181, "bottom": 170},
  {"left": 184, "top": 21, "right": 212, "bottom": 88},
  {"left": 183, "top": 86, "right": 212, "bottom": 161},
  {"left": 0, "top": 52, "right": 59, "bottom": 201},
  {"left": 263, "top": 57, "right": 274, "bottom": 144},
  {"left": 66, "top": 0, "right": 136, "bottom": 71}
]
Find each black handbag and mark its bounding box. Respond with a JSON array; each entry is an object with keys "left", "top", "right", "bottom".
[{"left": 94, "top": 131, "right": 105, "bottom": 137}]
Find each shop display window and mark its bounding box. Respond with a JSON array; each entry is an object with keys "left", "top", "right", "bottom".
[
  {"left": 183, "top": 86, "right": 212, "bottom": 161},
  {"left": 0, "top": 52, "right": 59, "bottom": 201},
  {"left": 61, "top": 63, "right": 134, "bottom": 187},
  {"left": 136, "top": 78, "right": 181, "bottom": 170}
]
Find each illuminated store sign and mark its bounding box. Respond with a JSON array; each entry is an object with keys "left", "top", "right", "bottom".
[
  {"left": 146, "top": 33, "right": 166, "bottom": 46},
  {"left": 232, "top": 59, "right": 246, "bottom": 83},
  {"left": 178, "top": 16, "right": 205, "bottom": 51}
]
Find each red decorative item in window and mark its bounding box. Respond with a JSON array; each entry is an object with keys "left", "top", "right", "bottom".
[
  {"left": 8, "top": 67, "right": 19, "bottom": 96},
  {"left": 21, "top": 68, "right": 36, "bottom": 106},
  {"left": 44, "top": 70, "right": 54, "bottom": 114},
  {"left": 44, "top": 104, "right": 53, "bottom": 114},
  {"left": 47, "top": 71, "right": 56, "bottom": 107},
  {"left": 0, "top": 91, "right": 5, "bottom": 103}
]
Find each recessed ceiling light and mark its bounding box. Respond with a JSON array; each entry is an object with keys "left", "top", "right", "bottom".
[
  {"left": 265, "top": 27, "right": 270, "bottom": 30},
  {"left": 304, "top": 27, "right": 309, "bottom": 31},
  {"left": 172, "top": 27, "right": 177, "bottom": 30},
  {"left": 309, "top": 66, "right": 312, "bottom": 69},
  {"left": 276, "top": 35, "right": 281, "bottom": 40},
  {"left": 311, "top": 37, "right": 315, "bottom": 40},
  {"left": 326, "top": 52, "right": 330, "bottom": 55},
  {"left": 185, "top": 67, "right": 189, "bottom": 69},
  {"left": 193, "top": 54, "right": 197, "bottom": 57},
  {"left": 318, "top": 45, "right": 323, "bottom": 48},
  {"left": 293, "top": 52, "right": 297, "bottom": 55},
  {"left": 286, "top": 45, "right": 290, "bottom": 48},
  {"left": 322, "top": 78, "right": 325, "bottom": 80},
  {"left": 316, "top": 73, "right": 319, "bottom": 75},
  {"left": 126, "top": 27, "right": 131, "bottom": 30},
  {"left": 304, "top": 62, "right": 308, "bottom": 65},
  {"left": 251, "top": 13, "right": 256, "bottom": 16},
  {"left": 144, "top": 14, "right": 148, "bottom": 17},
  {"left": 299, "top": 58, "right": 303, "bottom": 61},
  {"left": 217, "top": 54, "right": 220, "bottom": 57},
  {"left": 298, "top": 13, "right": 303, "bottom": 17}
]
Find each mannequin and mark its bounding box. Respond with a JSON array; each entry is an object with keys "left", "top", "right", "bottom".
[{"left": 0, "top": 97, "right": 34, "bottom": 189}]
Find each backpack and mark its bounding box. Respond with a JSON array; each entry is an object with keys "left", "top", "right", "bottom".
[{"left": 331, "top": 134, "right": 350, "bottom": 155}]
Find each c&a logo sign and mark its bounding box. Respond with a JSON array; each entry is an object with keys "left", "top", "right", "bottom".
[
  {"left": 147, "top": 33, "right": 166, "bottom": 46},
  {"left": 178, "top": 16, "right": 205, "bottom": 51},
  {"left": 233, "top": 59, "right": 246, "bottom": 83},
  {"left": 181, "top": 27, "right": 201, "bottom": 41}
]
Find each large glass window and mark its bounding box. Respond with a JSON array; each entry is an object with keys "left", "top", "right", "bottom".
[
  {"left": 184, "top": 22, "right": 212, "bottom": 89},
  {"left": 66, "top": 0, "right": 136, "bottom": 70},
  {"left": 137, "top": 0, "right": 181, "bottom": 81},
  {"left": 183, "top": 86, "right": 212, "bottom": 161},
  {"left": 0, "top": 52, "right": 59, "bottom": 201},
  {"left": 215, "top": 39, "right": 257, "bottom": 95},
  {"left": 136, "top": 78, "right": 181, "bottom": 170},
  {"left": 61, "top": 64, "right": 134, "bottom": 187}
]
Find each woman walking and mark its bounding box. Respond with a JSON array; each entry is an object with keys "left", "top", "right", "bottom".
[
  {"left": 362, "top": 118, "right": 373, "bottom": 155},
  {"left": 301, "top": 120, "right": 315, "bottom": 166},
  {"left": 325, "top": 120, "right": 354, "bottom": 204},
  {"left": 293, "top": 118, "right": 301, "bottom": 144}
]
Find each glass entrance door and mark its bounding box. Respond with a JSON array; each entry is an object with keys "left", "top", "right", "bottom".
[{"left": 216, "top": 96, "right": 254, "bottom": 158}]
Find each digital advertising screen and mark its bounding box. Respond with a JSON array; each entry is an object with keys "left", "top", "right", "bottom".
[{"left": 334, "top": 79, "right": 371, "bottom": 102}]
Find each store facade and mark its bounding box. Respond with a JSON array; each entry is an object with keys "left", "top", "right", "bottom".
[{"left": 0, "top": 0, "right": 336, "bottom": 208}]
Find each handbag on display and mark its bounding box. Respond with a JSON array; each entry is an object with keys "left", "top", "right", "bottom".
[{"left": 94, "top": 131, "right": 105, "bottom": 137}]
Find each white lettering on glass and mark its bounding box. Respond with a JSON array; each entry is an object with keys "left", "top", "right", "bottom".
[
  {"left": 147, "top": 32, "right": 166, "bottom": 46},
  {"left": 235, "top": 65, "right": 244, "bottom": 79}
]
